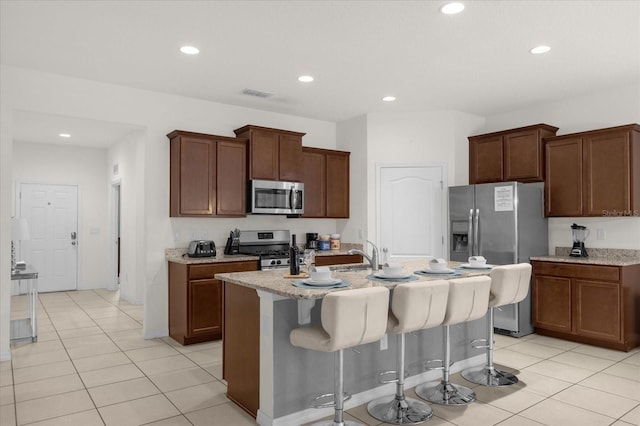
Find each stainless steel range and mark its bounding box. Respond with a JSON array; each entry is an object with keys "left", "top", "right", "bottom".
[{"left": 238, "top": 230, "right": 292, "bottom": 270}]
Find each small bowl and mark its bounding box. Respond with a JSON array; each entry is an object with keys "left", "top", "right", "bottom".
[
  {"left": 468, "top": 256, "right": 487, "bottom": 267},
  {"left": 310, "top": 266, "right": 332, "bottom": 282},
  {"left": 430, "top": 258, "right": 448, "bottom": 271},
  {"left": 382, "top": 263, "right": 403, "bottom": 277}
]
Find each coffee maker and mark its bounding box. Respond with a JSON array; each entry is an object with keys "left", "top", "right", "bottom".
[
  {"left": 570, "top": 223, "right": 589, "bottom": 257},
  {"left": 306, "top": 233, "right": 318, "bottom": 249}
]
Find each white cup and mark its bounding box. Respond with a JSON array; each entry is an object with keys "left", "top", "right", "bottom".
[
  {"left": 310, "top": 266, "right": 332, "bottom": 282},
  {"left": 468, "top": 256, "right": 487, "bottom": 267},
  {"left": 430, "top": 258, "right": 447, "bottom": 271},
  {"left": 382, "top": 262, "right": 403, "bottom": 276}
]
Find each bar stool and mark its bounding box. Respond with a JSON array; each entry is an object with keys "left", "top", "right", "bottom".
[
  {"left": 415, "top": 276, "right": 492, "bottom": 406},
  {"left": 461, "top": 263, "right": 532, "bottom": 387},
  {"left": 290, "top": 287, "right": 390, "bottom": 426},
  {"left": 367, "top": 280, "right": 450, "bottom": 425}
]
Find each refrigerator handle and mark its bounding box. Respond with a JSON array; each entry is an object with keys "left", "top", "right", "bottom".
[
  {"left": 468, "top": 209, "right": 474, "bottom": 257},
  {"left": 474, "top": 208, "right": 480, "bottom": 255}
]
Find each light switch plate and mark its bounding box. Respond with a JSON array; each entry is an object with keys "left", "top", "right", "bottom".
[{"left": 596, "top": 228, "right": 605, "bottom": 240}]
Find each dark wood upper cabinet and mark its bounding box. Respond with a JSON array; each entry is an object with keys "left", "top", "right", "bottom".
[
  {"left": 544, "top": 124, "right": 640, "bottom": 217},
  {"left": 301, "top": 148, "right": 326, "bottom": 217},
  {"left": 169, "top": 130, "right": 246, "bottom": 217},
  {"left": 301, "top": 147, "right": 350, "bottom": 218},
  {"left": 469, "top": 124, "right": 558, "bottom": 184},
  {"left": 326, "top": 151, "right": 350, "bottom": 218},
  {"left": 216, "top": 139, "right": 247, "bottom": 216},
  {"left": 545, "top": 137, "right": 583, "bottom": 217},
  {"left": 234, "top": 125, "right": 305, "bottom": 182}
]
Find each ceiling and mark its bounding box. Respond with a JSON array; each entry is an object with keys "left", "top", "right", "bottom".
[{"left": 1, "top": 1, "right": 639, "bottom": 146}]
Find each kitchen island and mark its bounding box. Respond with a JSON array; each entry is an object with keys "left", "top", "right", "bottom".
[{"left": 216, "top": 259, "right": 493, "bottom": 426}]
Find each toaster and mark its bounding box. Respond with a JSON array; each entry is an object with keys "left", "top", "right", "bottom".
[{"left": 187, "top": 240, "right": 216, "bottom": 258}]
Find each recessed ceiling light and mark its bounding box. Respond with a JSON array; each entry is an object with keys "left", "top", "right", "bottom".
[
  {"left": 440, "top": 2, "right": 465, "bottom": 14},
  {"left": 59, "top": 133, "right": 71, "bottom": 138},
  {"left": 180, "top": 45, "right": 199, "bottom": 55},
  {"left": 382, "top": 96, "right": 396, "bottom": 102},
  {"left": 298, "top": 75, "right": 314, "bottom": 83},
  {"left": 530, "top": 45, "right": 551, "bottom": 54}
]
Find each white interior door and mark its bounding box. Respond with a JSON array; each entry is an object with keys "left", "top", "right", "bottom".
[
  {"left": 378, "top": 164, "right": 445, "bottom": 261},
  {"left": 19, "top": 183, "right": 79, "bottom": 292}
]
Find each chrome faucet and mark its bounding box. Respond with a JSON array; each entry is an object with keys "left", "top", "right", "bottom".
[{"left": 348, "top": 240, "right": 379, "bottom": 271}]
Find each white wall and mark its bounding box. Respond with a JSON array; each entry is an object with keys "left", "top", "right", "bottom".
[
  {"left": 107, "top": 129, "right": 145, "bottom": 303},
  {"left": 361, "top": 110, "right": 485, "bottom": 243},
  {"left": 12, "top": 141, "right": 110, "bottom": 290},
  {"left": 336, "top": 115, "right": 368, "bottom": 244},
  {"left": 0, "top": 65, "right": 340, "bottom": 355},
  {"left": 484, "top": 83, "right": 640, "bottom": 252}
]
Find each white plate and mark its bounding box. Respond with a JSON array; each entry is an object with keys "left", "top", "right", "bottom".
[
  {"left": 302, "top": 277, "right": 342, "bottom": 286},
  {"left": 420, "top": 268, "right": 455, "bottom": 274},
  {"left": 374, "top": 271, "right": 412, "bottom": 279},
  {"left": 459, "top": 263, "right": 493, "bottom": 269}
]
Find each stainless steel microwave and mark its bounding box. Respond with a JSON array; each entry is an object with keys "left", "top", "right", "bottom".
[{"left": 247, "top": 180, "right": 304, "bottom": 215}]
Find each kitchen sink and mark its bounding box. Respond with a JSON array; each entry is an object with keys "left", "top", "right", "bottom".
[{"left": 329, "top": 264, "right": 370, "bottom": 272}]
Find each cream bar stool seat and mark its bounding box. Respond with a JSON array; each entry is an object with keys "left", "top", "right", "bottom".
[
  {"left": 461, "top": 263, "right": 532, "bottom": 387},
  {"left": 290, "top": 286, "right": 390, "bottom": 426},
  {"left": 367, "top": 280, "right": 450, "bottom": 425},
  {"left": 415, "top": 276, "right": 492, "bottom": 406}
]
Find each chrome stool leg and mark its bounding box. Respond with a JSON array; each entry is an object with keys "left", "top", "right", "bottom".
[
  {"left": 461, "top": 308, "right": 518, "bottom": 387},
  {"left": 415, "top": 325, "right": 476, "bottom": 406},
  {"left": 312, "top": 349, "right": 365, "bottom": 426},
  {"left": 367, "top": 334, "right": 433, "bottom": 424}
]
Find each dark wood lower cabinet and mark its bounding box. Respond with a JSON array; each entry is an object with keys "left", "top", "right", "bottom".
[
  {"left": 532, "top": 260, "right": 640, "bottom": 351},
  {"left": 168, "top": 260, "right": 258, "bottom": 345},
  {"left": 315, "top": 253, "right": 363, "bottom": 267}
]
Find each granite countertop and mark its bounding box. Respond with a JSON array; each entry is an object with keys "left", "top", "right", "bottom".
[
  {"left": 530, "top": 247, "right": 640, "bottom": 267},
  {"left": 215, "top": 259, "right": 492, "bottom": 300},
  {"left": 165, "top": 244, "right": 364, "bottom": 265}
]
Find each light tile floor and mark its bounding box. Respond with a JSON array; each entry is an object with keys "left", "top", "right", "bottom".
[{"left": 0, "top": 289, "right": 637, "bottom": 426}]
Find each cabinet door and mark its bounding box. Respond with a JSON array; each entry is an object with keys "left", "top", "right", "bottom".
[
  {"left": 216, "top": 139, "right": 246, "bottom": 216},
  {"left": 249, "top": 130, "right": 279, "bottom": 180},
  {"left": 326, "top": 152, "right": 350, "bottom": 218},
  {"left": 171, "top": 135, "right": 216, "bottom": 216},
  {"left": 301, "top": 149, "right": 326, "bottom": 217},
  {"left": 188, "top": 278, "right": 222, "bottom": 338},
  {"left": 533, "top": 275, "right": 572, "bottom": 332},
  {"left": 583, "top": 131, "right": 631, "bottom": 216},
  {"left": 278, "top": 133, "right": 302, "bottom": 182},
  {"left": 574, "top": 279, "right": 621, "bottom": 342},
  {"left": 504, "top": 129, "right": 543, "bottom": 182},
  {"left": 469, "top": 135, "right": 503, "bottom": 184},
  {"left": 545, "top": 138, "right": 583, "bottom": 216}
]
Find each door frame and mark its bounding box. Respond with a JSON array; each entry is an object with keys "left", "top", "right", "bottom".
[
  {"left": 16, "top": 180, "right": 81, "bottom": 291},
  {"left": 110, "top": 179, "right": 121, "bottom": 291},
  {"left": 375, "top": 162, "right": 448, "bottom": 259}
]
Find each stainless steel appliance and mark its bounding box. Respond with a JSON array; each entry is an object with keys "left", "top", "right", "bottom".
[
  {"left": 238, "top": 229, "right": 293, "bottom": 270},
  {"left": 187, "top": 240, "right": 216, "bottom": 258},
  {"left": 449, "top": 182, "right": 548, "bottom": 337},
  {"left": 570, "top": 223, "right": 589, "bottom": 257},
  {"left": 247, "top": 180, "right": 304, "bottom": 215}
]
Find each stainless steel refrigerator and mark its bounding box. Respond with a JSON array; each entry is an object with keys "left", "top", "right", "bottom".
[{"left": 449, "top": 182, "right": 548, "bottom": 337}]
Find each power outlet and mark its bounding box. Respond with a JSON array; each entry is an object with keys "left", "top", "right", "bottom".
[
  {"left": 200, "top": 230, "right": 208, "bottom": 239},
  {"left": 379, "top": 334, "right": 388, "bottom": 351},
  {"left": 596, "top": 228, "right": 606, "bottom": 240}
]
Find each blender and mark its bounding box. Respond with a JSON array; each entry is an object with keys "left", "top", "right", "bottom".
[{"left": 570, "top": 223, "right": 589, "bottom": 257}]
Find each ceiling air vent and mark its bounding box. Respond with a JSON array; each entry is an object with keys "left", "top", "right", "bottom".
[{"left": 242, "top": 88, "right": 273, "bottom": 98}]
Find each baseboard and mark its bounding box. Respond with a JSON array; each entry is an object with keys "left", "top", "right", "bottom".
[{"left": 257, "top": 354, "right": 485, "bottom": 426}]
